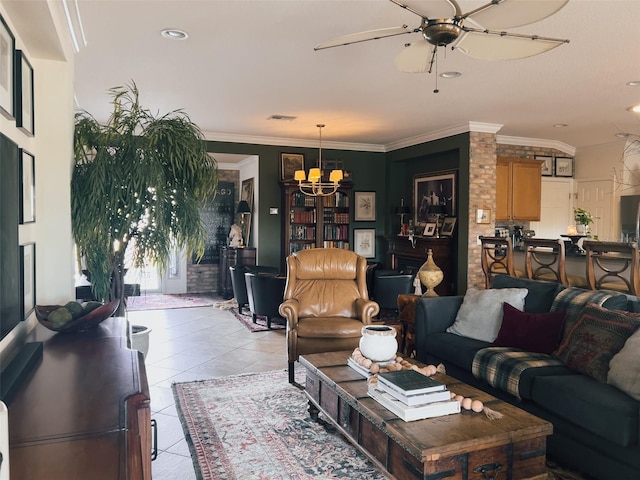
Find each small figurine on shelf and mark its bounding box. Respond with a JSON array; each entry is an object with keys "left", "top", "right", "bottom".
[{"left": 228, "top": 224, "right": 243, "bottom": 247}]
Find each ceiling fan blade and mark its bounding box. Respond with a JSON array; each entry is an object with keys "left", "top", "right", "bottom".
[
  {"left": 394, "top": 41, "right": 437, "bottom": 73},
  {"left": 464, "top": 0, "right": 569, "bottom": 30},
  {"left": 314, "top": 26, "right": 413, "bottom": 51},
  {"left": 389, "top": 0, "right": 461, "bottom": 19},
  {"left": 455, "top": 30, "right": 568, "bottom": 61}
]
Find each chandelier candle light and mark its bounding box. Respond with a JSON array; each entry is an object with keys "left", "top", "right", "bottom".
[{"left": 294, "top": 124, "right": 343, "bottom": 196}]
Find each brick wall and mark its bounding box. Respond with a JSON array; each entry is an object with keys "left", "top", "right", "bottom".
[{"left": 186, "top": 168, "right": 238, "bottom": 293}]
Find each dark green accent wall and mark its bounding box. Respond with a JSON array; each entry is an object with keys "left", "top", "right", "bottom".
[
  {"left": 206, "top": 133, "right": 470, "bottom": 292},
  {"left": 205, "top": 141, "right": 386, "bottom": 268}
]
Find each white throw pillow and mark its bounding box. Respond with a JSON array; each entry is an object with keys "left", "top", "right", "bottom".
[
  {"left": 608, "top": 327, "right": 640, "bottom": 400},
  {"left": 446, "top": 287, "right": 528, "bottom": 342}
]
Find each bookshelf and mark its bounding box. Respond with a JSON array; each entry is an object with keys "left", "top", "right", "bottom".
[{"left": 281, "top": 182, "right": 353, "bottom": 263}]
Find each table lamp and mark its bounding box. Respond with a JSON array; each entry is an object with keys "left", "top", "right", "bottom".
[
  {"left": 236, "top": 200, "right": 251, "bottom": 247},
  {"left": 395, "top": 199, "right": 411, "bottom": 235}
]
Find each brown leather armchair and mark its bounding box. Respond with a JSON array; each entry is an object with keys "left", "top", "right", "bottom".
[{"left": 279, "top": 248, "right": 380, "bottom": 384}]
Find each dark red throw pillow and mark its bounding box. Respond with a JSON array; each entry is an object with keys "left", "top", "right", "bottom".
[{"left": 493, "top": 303, "right": 567, "bottom": 355}]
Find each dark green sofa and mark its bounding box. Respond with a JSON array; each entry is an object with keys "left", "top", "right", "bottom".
[{"left": 414, "top": 275, "right": 640, "bottom": 480}]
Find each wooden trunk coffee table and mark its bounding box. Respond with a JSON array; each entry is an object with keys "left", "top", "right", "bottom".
[{"left": 299, "top": 351, "right": 553, "bottom": 480}]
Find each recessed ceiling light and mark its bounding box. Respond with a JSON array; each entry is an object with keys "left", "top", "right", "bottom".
[
  {"left": 627, "top": 81, "right": 640, "bottom": 86},
  {"left": 628, "top": 104, "right": 640, "bottom": 113},
  {"left": 440, "top": 71, "right": 461, "bottom": 78},
  {"left": 615, "top": 132, "right": 629, "bottom": 138},
  {"left": 161, "top": 29, "right": 188, "bottom": 40},
  {"left": 553, "top": 124, "right": 568, "bottom": 128}
]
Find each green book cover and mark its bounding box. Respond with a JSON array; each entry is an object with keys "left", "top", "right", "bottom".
[{"left": 378, "top": 369, "right": 446, "bottom": 395}]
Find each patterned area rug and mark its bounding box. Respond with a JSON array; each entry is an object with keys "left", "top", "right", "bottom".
[
  {"left": 172, "top": 369, "right": 385, "bottom": 480},
  {"left": 127, "top": 293, "right": 218, "bottom": 311},
  {"left": 229, "top": 307, "right": 286, "bottom": 332},
  {"left": 173, "top": 369, "right": 590, "bottom": 480}
]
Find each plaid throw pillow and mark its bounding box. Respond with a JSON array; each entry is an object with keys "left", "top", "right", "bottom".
[
  {"left": 554, "top": 303, "right": 640, "bottom": 383},
  {"left": 550, "top": 287, "right": 627, "bottom": 341}
]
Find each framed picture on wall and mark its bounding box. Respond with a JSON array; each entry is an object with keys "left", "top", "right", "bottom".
[
  {"left": 280, "top": 153, "right": 304, "bottom": 182},
  {"left": 535, "top": 155, "right": 554, "bottom": 176},
  {"left": 353, "top": 228, "right": 375, "bottom": 258},
  {"left": 20, "top": 242, "right": 35, "bottom": 320},
  {"left": 555, "top": 157, "right": 574, "bottom": 177},
  {"left": 15, "top": 50, "right": 34, "bottom": 136},
  {"left": 240, "top": 177, "right": 254, "bottom": 244},
  {"left": 0, "top": 14, "right": 15, "bottom": 119},
  {"left": 413, "top": 171, "right": 456, "bottom": 226},
  {"left": 20, "top": 149, "right": 35, "bottom": 223},
  {"left": 354, "top": 191, "right": 375, "bottom": 221}
]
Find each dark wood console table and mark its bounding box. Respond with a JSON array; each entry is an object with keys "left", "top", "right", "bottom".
[
  {"left": 386, "top": 236, "right": 454, "bottom": 295},
  {"left": 7, "top": 317, "right": 152, "bottom": 479},
  {"left": 218, "top": 246, "right": 256, "bottom": 299}
]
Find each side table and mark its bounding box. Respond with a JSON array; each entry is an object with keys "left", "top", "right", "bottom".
[{"left": 397, "top": 294, "right": 421, "bottom": 358}]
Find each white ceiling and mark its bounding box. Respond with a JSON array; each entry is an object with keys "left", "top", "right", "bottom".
[{"left": 56, "top": 1, "right": 640, "bottom": 152}]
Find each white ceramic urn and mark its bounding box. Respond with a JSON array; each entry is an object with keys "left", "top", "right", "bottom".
[{"left": 359, "top": 325, "right": 398, "bottom": 362}]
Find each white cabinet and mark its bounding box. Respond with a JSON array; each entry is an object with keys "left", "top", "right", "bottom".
[{"left": 529, "top": 178, "right": 573, "bottom": 239}]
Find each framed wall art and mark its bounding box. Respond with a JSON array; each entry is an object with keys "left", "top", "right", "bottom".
[
  {"left": 240, "top": 177, "right": 254, "bottom": 243},
  {"left": 20, "top": 242, "right": 35, "bottom": 320},
  {"left": 423, "top": 223, "right": 437, "bottom": 236},
  {"left": 0, "top": 14, "right": 15, "bottom": 119},
  {"left": 475, "top": 208, "right": 491, "bottom": 224},
  {"left": 413, "top": 171, "right": 456, "bottom": 225},
  {"left": 555, "top": 157, "right": 574, "bottom": 177},
  {"left": 20, "top": 148, "right": 35, "bottom": 223},
  {"left": 354, "top": 191, "right": 375, "bottom": 221},
  {"left": 353, "top": 228, "right": 375, "bottom": 258},
  {"left": 535, "top": 155, "right": 554, "bottom": 176},
  {"left": 441, "top": 217, "right": 457, "bottom": 236},
  {"left": 15, "top": 50, "right": 34, "bottom": 135},
  {"left": 280, "top": 153, "right": 304, "bottom": 182}
]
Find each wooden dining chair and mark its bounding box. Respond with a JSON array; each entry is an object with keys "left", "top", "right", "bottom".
[
  {"left": 524, "top": 238, "right": 588, "bottom": 287},
  {"left": 479, "top": 236, "right": 525, "bottom": 288},
  {"left": 583, "top": 240, "right": 640, "bottom": 295}
]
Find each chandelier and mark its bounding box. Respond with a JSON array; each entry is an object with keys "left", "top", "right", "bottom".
[{"left": 294, "top": 124, "right": 343, "bottom": 196}]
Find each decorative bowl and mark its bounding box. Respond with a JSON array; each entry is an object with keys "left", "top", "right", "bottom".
[{"left": 35, "top": 299, "right": 120, "bottom": 333}]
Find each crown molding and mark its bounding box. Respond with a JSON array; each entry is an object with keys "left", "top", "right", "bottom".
[
  {"left": 203, "top": 124, "right": 577, "bottom": 156},
  {"left": 497, "top": 135, "right": 576, "bottom": 156},
  {"left": 202, "top": 131, "right": 385, "bottom": 152},
  {"left": 385, "top": 122, "right": 503, "bottom": 151}
]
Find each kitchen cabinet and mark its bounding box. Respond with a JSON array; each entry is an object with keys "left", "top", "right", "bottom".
[{"left": 496, "top": 157, "right": 542, "bottom": 221}]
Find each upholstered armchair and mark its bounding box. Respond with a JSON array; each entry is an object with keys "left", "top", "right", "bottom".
[{"left": 279, "top": 248, "right": 380, "bottom": 384}]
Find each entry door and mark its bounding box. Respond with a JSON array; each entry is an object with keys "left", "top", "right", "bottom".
[
  {"left": 161, "top": 248, "right": 187, "bottom": 294},
  {"left": 575, "top": 179, "right": 614, "bottom": 241},
  {"left": 529, "top": 178, "right": 573, "bottom": 239}
]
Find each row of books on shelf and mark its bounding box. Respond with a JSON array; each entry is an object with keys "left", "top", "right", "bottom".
[
  {"left": 290, "top": 225, "right": 316, "bottom": 240},
  {"left": 322, "top": 241, "right": 349, "bottom": 249},
  {"left": 289, "top": 192, "right": 317, "bottom": 207},
  {"left": 323, "top": 224, "right": 349, "bottom": 240},
  {"left": 290, "top": 210, "right": 316, "bottom": 223},
  {"left": 348, "top": 359, "right": 460, "bottom": 421},
  {"left": 321, "top": 191, "right": 350, "bottom": 208},
  {"left": 322, "top": 212, "right": 350, "bottom": 224}
]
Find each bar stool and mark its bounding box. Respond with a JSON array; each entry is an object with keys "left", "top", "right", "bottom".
[
  {"left": 524, "top": 238, "right": 588, "bottom": 287},
  {"left": 479, "top": 236, "right": 525, "bottom": 289},
  {"left": 583, "top": 240, "right": 640, "bottom": 295}
]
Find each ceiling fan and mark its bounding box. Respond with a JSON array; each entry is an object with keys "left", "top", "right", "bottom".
[{"left": 315, "top": 0, "right": 570, "bottom": 75}]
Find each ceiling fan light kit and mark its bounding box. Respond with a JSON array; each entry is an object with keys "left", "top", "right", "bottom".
[{"left": 316, "top": 0, "right": 570, "bottom": 85}]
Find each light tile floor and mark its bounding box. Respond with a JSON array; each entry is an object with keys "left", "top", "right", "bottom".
[{"left": 128, "top": 303, "right": 288, "bottom": 479}]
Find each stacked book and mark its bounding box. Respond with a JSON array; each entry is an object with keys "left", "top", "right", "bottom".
[{"left": 368, "top": 369, "right": 460, "bottom": 421}]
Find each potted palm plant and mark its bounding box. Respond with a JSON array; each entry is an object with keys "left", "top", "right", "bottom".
[{"left": 72, "top": 82, "right": 218, "bottom": 315}]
